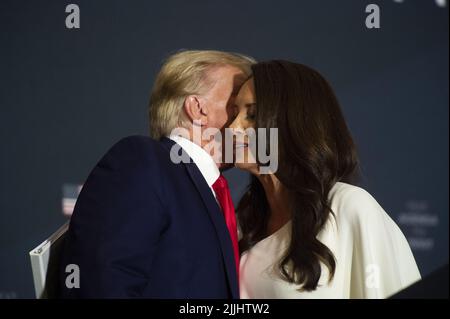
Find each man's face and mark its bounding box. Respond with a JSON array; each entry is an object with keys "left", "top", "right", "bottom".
[
  {"left": 201, "top": 65, "right": 247, "bottom": 133},
  {"left": 188, "top": 64, "right": 247, "bottom": 168}
]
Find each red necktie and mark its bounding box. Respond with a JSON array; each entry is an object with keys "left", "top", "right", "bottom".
[{"left": 212, "top": 174, "right": 240, "bottom": 280}]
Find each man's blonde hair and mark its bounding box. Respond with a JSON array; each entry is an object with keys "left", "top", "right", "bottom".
[{"left": 148, "top": 50, "right": 256, "bottom": 139}]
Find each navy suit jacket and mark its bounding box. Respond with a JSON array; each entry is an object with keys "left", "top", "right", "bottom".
[{"left": 59, "top": 136, "right": 239, "bottom": 298}]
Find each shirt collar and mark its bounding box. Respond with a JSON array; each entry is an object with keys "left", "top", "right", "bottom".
[{"left": 168, "top": 134, "right": 220, "bottom": 188}]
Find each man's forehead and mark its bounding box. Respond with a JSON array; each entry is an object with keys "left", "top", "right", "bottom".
[{"left": 208, "top": 64, "right": 246, "bottom": 79}]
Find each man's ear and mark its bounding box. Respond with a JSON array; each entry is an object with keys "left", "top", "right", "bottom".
[{"left": 183, "top": 95, "right": 208, "bottom": 126}]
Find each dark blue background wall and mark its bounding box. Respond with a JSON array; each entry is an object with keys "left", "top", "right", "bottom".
[{"left": 0, "top": 0, "right": 448, "bottom": 298}]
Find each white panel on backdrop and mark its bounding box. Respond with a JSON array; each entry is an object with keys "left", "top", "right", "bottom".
[{"left": 29, "top": 222, "right": 69, "bottom": 299}]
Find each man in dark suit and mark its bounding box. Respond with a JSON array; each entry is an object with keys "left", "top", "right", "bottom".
[{"left": 59, "top": 50, "right": 255, "bottom": 298}]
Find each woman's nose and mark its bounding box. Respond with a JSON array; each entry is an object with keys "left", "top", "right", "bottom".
[{"left": 228, "top": 117, "right": 239, "bottom": 130}]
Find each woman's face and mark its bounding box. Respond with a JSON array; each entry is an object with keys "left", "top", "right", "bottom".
[{"left": 229, "top": 78, "right": 259, "bottom": 175}]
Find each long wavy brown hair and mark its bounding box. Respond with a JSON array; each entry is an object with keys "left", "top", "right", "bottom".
[{"left": 237, "top": 60, "right": 359, "bottom": 291}]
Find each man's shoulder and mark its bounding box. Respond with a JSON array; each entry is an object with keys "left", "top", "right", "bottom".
[
  {"left": 110, "top": 135, "right": 163, "bottom": 152},
  {"left": 108, "top": 135, "right": 169, "bottom": 157},
  {"left": 95, "top": 135, "right": 174, "bottom": 171}
]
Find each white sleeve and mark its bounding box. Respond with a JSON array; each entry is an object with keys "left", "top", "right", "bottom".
[{"left": 339, "top": 187, "right": 421, "bottom": 298}]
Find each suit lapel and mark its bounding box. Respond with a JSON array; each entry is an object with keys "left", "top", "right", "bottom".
[{"left": 159, "top": 137, "right": 239, "bottom": 298}]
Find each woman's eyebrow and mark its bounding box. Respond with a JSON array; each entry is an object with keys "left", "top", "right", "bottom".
[{"left": 245, "top": 103, "right": 256, "bottom": 108}]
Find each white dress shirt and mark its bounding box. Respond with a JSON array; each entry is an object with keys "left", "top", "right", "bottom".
[
  {"left": 239, "top": 182, "right": 421, "bottom": 299},
  {"left": 168, "top": 134, "right": 220, "bottom": 198}
]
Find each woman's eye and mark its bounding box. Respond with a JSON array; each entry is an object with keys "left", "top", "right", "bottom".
[
  {"left": 246, "top": 104, "right": 256, "bottom": 120},
  {"left": 246, "top": 112, "right": 256, "bottom": 120}
]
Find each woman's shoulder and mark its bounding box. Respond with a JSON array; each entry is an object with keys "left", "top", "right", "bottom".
[
  {"left": 328, "top": 182, "right": 389, "bottom": 226},
  {"left": 329, "top": 182, "right": 378, "bottom": 205}
]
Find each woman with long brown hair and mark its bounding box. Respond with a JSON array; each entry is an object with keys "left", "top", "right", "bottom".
[{"left": 229, "top": 60, "right": 421, "bottom": 298}]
